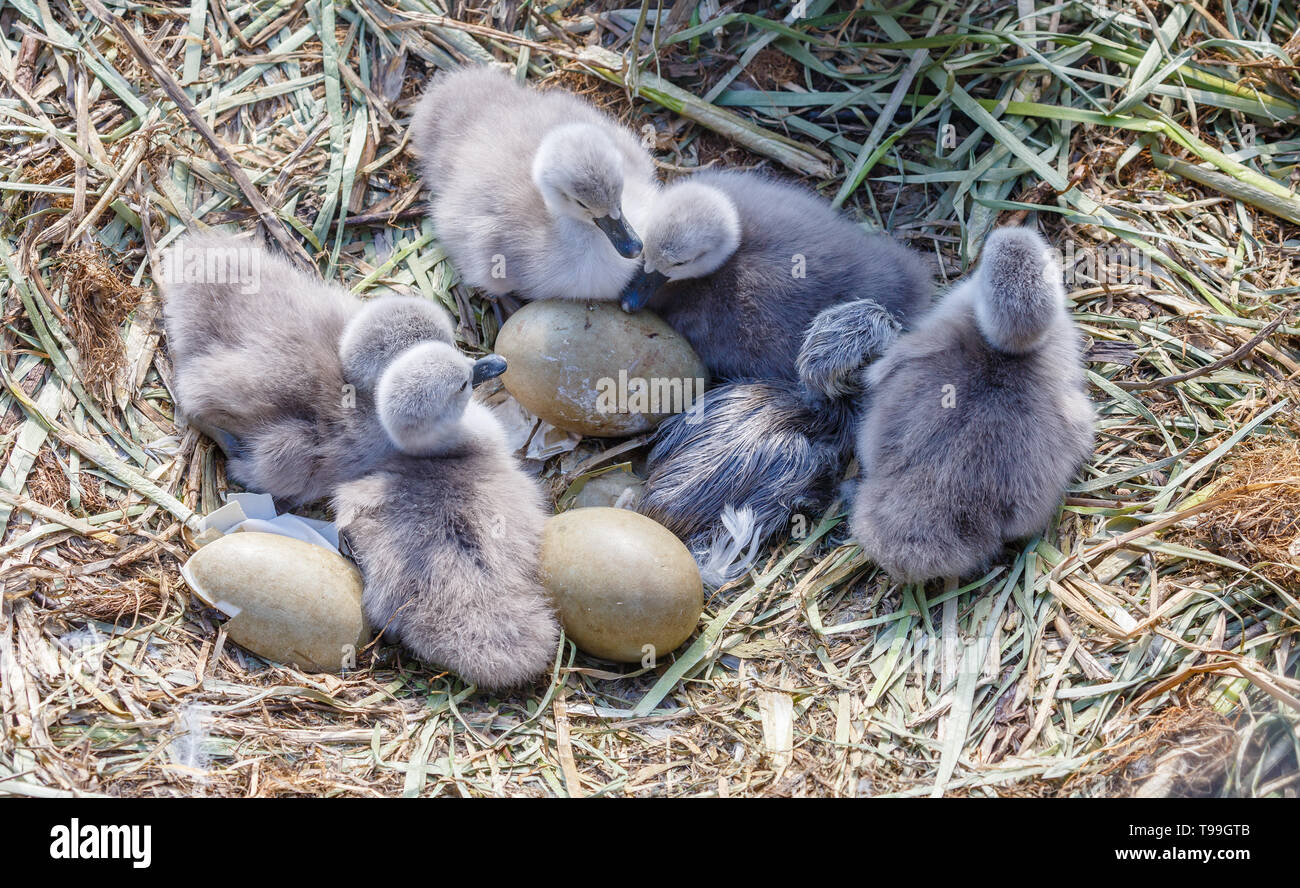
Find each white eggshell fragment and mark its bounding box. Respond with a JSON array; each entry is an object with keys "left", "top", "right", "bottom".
[
  {"left": 182, "top": 532, "right": 369, "bottom": 672},
  {"left": 540, "top": 507, "right": 703, "bottom": 663},
  {"left": 495, "top": 300, "right": 708, "bottom": 438}
]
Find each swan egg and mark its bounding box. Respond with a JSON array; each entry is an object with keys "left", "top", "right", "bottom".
[
  {"left": 540, "top": 507, "right": 703, "bottom": 663},
  {"left": 495, "top": 300, "right": 708, "bottom": 438},
  {"left": 182, "top": 532, "right": 369, "bottom": 673}
]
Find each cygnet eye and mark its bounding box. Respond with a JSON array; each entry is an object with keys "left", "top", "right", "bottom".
[{"left": 459, "top": 381, "right": 468, "bottom": 392}]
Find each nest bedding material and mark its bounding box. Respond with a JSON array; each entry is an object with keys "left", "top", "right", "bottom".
[{"left": 0, "top": 1, "right": 1298, "bottom": 798}]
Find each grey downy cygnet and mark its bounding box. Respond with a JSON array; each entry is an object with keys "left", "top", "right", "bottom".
[
  {"left": 409, "top": 66, "right": 657, "bottom": 302},
  {"left": 638, "top": 299, "right": 905, "bottom": 584},
  {"left": 618, "top": 169, "right": 934, "bottom": 383},
  {"left": 333, "top": 341, "right": 559, "bottom": 690},
  {"left": 161, "top": 234, "right": 501, "bottom": 505},
  {"left": 850, "top": 226, "right": 1095, "bottom": 583}
]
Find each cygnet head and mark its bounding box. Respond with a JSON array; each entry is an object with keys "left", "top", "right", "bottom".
[
  {"left": 376, "top": 342, "right": 508, "bottom": 455},
  {"left": 340, "top": 296, "right": 455, "bottom": 391},
  {"left": 619, "top": 182, "right": 741, "bottom": 312},
  {"left": 532, "top": 124, "right": 642, "bottom": 258},
  {"left": 973, "top": 227, "right": 1067, "bottom": 354}
]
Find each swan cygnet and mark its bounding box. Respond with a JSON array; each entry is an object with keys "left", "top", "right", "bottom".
[
  {"left": 638, "top": 298, "right": 903, "bottom": 584},
  {"left": 333, "top": 342, "right": 559, "bottom": 690},
  {"left": 618, "top": 169, "right": 934, "bottom": 383},
  {"left": 409, "top": 66, "right": 657, "bottom": 302},
  {"left": 850, "top": 227, "right": 1094, "bottom": 583},
  {"left": 161, "top": 234, "right": 495, "bottom": 505}
]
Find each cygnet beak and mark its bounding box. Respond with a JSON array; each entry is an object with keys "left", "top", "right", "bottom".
[
  {"left": 471, "top": 354, "right": 508, "bottom": 386},
  {"left": 619, "top": 267, "right": 669, "bottom": 313},
  {"left": 207, "top": 425, "right": 246, "bottom": 460},
  {"left": 593, "top": 212, "right": 643, "bottom": 258}
]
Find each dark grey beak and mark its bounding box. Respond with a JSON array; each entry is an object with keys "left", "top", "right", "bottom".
[
  {"left": 207, "top": 425, "right": 246, "bottom": 460},
  {"left": 593, "top": 213, "right": 643, "bottom": 258},
  {"left": 619, "top": 268, "right": 669, "bottom": 313},
  {"left": 471, "top": 354, "right": 508, "bottom": 386}
]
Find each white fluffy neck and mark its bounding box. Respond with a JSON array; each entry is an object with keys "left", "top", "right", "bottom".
[{"left": 386, "top": 400, "right": 509, "bottom": 457}]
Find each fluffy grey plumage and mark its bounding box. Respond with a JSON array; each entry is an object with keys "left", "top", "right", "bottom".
[
  {"left": 409, "top": 66, "right": 657, "bottom": 301},
  {"left": 161, "top": 234, "right": 455, "bottom": 505},
  {"left": 640, "top": 299, "right": 904, "bottom": 575},
  {"left": 339, "top": 295, "right": 454, "bottom": 393},
  {"left": 796, "top": 298, "right": 904, "bottom": 400},
  {"left": 165, "top": 235, "right": 551, "bottom": 686},
  {"left": 621, "top": 169, "right": 934, "bottom": 383},
  {"left": 333, "top": 393, "right": 558, "bottom": 690},
  {"left": 850, "top": 227, "right": 1095, "bottom": 583},
  {"left": 640, "top": 384, "right": 852, "bottom": 554}
]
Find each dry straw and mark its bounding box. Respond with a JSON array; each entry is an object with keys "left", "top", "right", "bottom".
[{"left": 0, "top": 0, "right": 1297, "bottom": 797}]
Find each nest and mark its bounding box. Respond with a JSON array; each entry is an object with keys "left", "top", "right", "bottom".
[
  {"left": 1087, "top": 705, "right": 1237, "bottom": 798},
  {"left": 0, "top": 0, "right": 1296, "bottom": 798},
  {"left": 57, "top": 245, "right": 146, "bottom": 399},
  {"left": 1177, "top": 436, "right": 1300, "bottom": 583}
]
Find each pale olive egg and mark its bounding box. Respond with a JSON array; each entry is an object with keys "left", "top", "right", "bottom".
[
  {"left": 495, "top": 300, "right": 707, "bottom": 438},
  {"left": 568, "top": 466, "right": 644, "bottom": 510},
  {"left": 182, "top": 532, "right": 369, "bottom": 673},
  {"left": 540, "top": 507, "right": 702, "bottom": 662}
]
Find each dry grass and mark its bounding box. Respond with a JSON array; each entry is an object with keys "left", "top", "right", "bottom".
[
  {"left": 0, "top": 0, "right": 1298, "bottom": 798},
  {"left": 1080, "top": 704, "right": 1237, "bottom": 798},
  {"left": 58, "top": 245, "right": 147, "bottom": 400},
  {"left": 1173, "top": 434, "right": 1300, "bottom": 584}
]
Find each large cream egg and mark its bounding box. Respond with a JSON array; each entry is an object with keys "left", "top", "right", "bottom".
[
  {"left": 494, "top": 300, "right": 708, "bottom": 437},
  {"left": 182, "top": 532, "right": 369, "bottom": 672},
  {"left": 540, "top": 507, "right": 702, "bottom": 662}
]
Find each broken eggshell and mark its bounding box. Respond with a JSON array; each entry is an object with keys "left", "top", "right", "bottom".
[
  {"left": 540, "top": 507, "right": 702, "bottom": 663},
  {"left": 494, "top": 300, "right": 708, "bottom": 438},
  {"left": 182, "top": 532, "right": 369, "bottom": 672}
]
